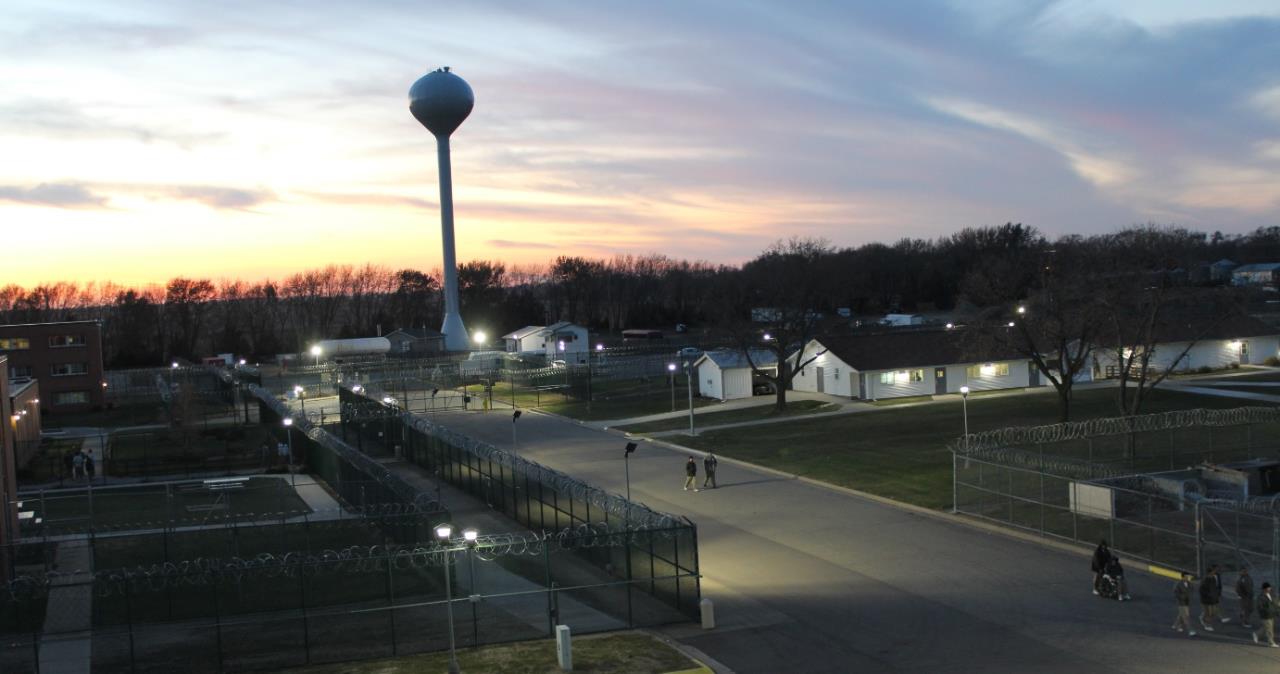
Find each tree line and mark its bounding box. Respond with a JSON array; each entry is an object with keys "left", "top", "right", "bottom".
[{"left": 4, "top": 224, "right": 1280, "bottom": 371}]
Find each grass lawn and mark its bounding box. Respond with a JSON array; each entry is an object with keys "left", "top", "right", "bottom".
[
  {"left": 617, "top": 400, "right": 835, "bottom": 434},
  {"left": 1201, "top": 370, "right": 1280, "bottom": 383},
  {"left": 678, "top": 387, "right": 1274, "bottom": 511},
  {"left": 274, "top": 632, "right": 698, "bottom": 674},
  {"left": 480, "top": 380, "right": 719, "bottom": 422}
]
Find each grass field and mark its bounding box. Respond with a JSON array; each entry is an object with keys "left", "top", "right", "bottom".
[
  {"left": 679, "top": 387, "right": 1274, "bottom": 510},
  {"left": 617, "top": 400, "right": 835, "bottom": 434},
  {"left": 480, "top": 380, "right": 719, "bottom": 422},
  {"left": 275, "top": 632, "right": 697, "bottom": 674}
]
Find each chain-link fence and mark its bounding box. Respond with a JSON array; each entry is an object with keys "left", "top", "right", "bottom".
[
  {"left": 954, "top": 406, "right": 1280, "bottom": 584},
  {"left": 339, "top": 384, "right": 702, "bottom": 622}
]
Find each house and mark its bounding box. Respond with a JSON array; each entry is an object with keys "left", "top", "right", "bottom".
[
  {"left": 502, "top": 322, "right": 590, "bottom": 363},
  {"left": 882, "top": 314, "right": 924, "bottom": 327},
  {"left": 0, "top": 320, "right": 105, "bottom": 412},
  {"left": 694, "top": 350, "right": 778, "bottom": 401},
  {"left": 385, "top": 328, "right": 446, "bottom": 357},
  {"left": 1090, "top": 314, "right": 1280, "bottom": 378},
  {"left": 1231, "top": 263, "right": 1280, "bottom": 289},
  {"left": 1210, "top": 259, "right": 1238, "bottom": 284},
  {"left": 790, "top": 330, "right": 1042, "bottom": 400},
  {"left": 7, "top": 377, "right": 39, "bottom": 469},
  {"left": 0, "top": 357, "right": 22, "bottom": 558}
]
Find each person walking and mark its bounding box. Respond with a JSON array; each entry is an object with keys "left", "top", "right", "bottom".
[
  {"left": 1173, "top": 572, "right": 1196, "bottom": 636},
  {"left": 1200, "top": 565, "right": 1222, "bottom": 631},
  {"left": 702, "top": 452, "right": 718, "bottom": 489},
  {"left": 1254, "top": 582, "right": 1277, "bottom": 647},
  {"left": 683, "top": 457, "right": 699, "bottom": 492},
  {"left": 1091, "top": 540, "right": 1110, "bottom": 595},
  {"left": 1238, "top": 568, "right": 1255, "bottom": 629},
  {"left": 71, "top": 451, "right": 85, "bottom": 480}
]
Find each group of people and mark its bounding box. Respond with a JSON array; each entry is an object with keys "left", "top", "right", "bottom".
[
  {"left": 1173, "top": 564, "right": 1278, "bottom": 646},
  {"left": 1091, "top": 539, "right": 1280, "bottom": 647},
  {"left": 63, "top": 447, "right": 96, "bottom": 480},
  {"left": 683, "top": 453, "right": 717, "bottom": 491}
]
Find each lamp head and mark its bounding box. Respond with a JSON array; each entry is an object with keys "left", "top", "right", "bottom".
[
  {"left": 959, "top": 386, "right": 970, "bottom": 397},
  {"left": 283, "top": 417, "right": 293, "bottom": 426},
  {"left": 462, "top": 528, "right": 479, "bottom": 542},
  {"left": 435, "top": 523, "right": 453, "bottom": 540}
]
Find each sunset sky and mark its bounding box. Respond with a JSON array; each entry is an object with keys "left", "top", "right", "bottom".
[{"left": 3, "top": 1, "right": 1280, "bottom": 287}]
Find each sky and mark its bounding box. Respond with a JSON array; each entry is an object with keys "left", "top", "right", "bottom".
[{"left": 3, "top": 0, "right": 1280, "bottom": 287}]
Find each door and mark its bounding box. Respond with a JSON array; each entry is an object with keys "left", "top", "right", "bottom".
[
  {"left": 816, "top": 367, "right": 825, "bottom": 393},
  {"left": 1241, "top": 341, "right": 1250, "bottom": 365},
  {"left": 1028, "top": 362, "right": 1040, "bottom": 386},
  {"left": 935, "top": 368, "right": 947, "bottom": 395}
]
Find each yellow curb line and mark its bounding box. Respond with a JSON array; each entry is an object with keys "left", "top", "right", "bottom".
[
  {"left": 664, "top": 659, "right": 713, "bottom": 674},
  {"left": 1148, "top": 564, "right": 1183, "bottom": 580}
]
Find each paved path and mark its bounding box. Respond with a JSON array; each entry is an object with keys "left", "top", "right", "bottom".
[
  {"left": 1165, "top": 384, "right": 1280, "bottom": 404},
  {"left": 420, "top": 407, "right": 1280, "bottom": 673},
  {"left": 40, "top": 540, "right": 93, "bottom": 674}
]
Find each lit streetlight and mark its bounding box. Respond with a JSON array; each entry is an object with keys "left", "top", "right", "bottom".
[
  {"left": 959, "top": 386, "right": 970, "bottom": 447},
  {"left": 282, "top": 417, "right": 296, "bottom": 487},
  {"left": 295, "top": 385, "right": 306, "bottom": 413},
  {"left": 473, "top": 330, "right": 487, "bottom": 348},
  {"left": 310, "top": 344, "right": 322, "bottom": 367},
  {"left": 685, "top": 360, "right": 695, "bottom": 435},
  {"left": 435, "top": 523, "right": 462, "bottom": 674},
  {"left": 1016, "top": 306, "right": 1026, "bottom": 315},
  {"left": 667, "top": 363, "right": 677, "bottom": 412}
]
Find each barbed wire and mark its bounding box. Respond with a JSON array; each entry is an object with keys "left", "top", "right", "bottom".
[
  {"left": 3, "top": 521, "right": 685, "bottom": 599},
  {"left": 343, "top": 383, "right": 684, "bottom": 532},
  {"left": 953, "top": 406, "right": 1280, "bottom": 454}
]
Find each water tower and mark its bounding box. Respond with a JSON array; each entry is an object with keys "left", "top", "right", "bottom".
[{"left": 410, "top": 67, "right": 473, "bottom": 351}]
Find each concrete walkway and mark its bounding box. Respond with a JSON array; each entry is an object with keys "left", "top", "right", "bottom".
[
  {"left": 1164, "top": 384, "right": 1280, "bottom": 404},
  {"left": 425, "top": 406, "right": 1280, "bottom": 674},
  {"left": 39, "top": 540, "right": 93, "bottom": 674}
]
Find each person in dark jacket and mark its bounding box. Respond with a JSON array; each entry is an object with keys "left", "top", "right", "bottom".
[
  {"left": 1200, "top": 565, "right": 1222, "bottom": 631},
  {"left": 1091, "top": 540, "right": 1110, "bottom": 595},
  {"left": 683, "top": 457, "right": 699, "bottom": 492},
  {"left": 1103, "top": 555, "right": 1130, "bottom": 601},
  {"left": 1238, "top": 568, "right": 1255, "bottom": 629},
  {"left": 702, "top": 452, "right": 718, "bottom": 489},
  {"left": 1254, "top": 583, "right": 1277, "bottom": 647},
  {"left": 1173, "top": 573, "right": 1196, "bottom": 636}
]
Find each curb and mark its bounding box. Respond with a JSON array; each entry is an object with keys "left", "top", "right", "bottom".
[{"left": 643, "top": 629, "right": 732, "bottom": 674}]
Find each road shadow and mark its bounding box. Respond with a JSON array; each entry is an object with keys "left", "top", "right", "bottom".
[{"left": 701, "top": 476, "right": 797, "bottom": 490}]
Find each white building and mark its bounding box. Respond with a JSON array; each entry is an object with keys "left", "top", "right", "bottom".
[
  {"left": 1090, "top": 314, "right": 1280, "bottom": 378},
  {"left": 790, "top": 331, "right": 1042, "bottom": 400},
  {"left": 694, "top": 350, "right": 778, "bottom": 401},
  {"left": 501, "top": 321, "right": 590, "bottom": 364}
]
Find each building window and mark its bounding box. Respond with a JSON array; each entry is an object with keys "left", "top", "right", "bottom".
[
  {"left": 0, "top": 338, "right": 30, "bottom": 351},
  {"left": 48, "top": 334, "right": 87, "bottom": 348},
  {"left": 54, "top": 391, "right": 88, "bottom": 405},
  {"left": 10, "top": 365, "right": 32, "bottom": 378},
  {"left": 834, "top": 369, "right": 839, "bottom": 380},
  {"left": 967, "top": 363, "right": 1010, "bottom": 377},
  {"left": 51, "top": 362, "right": 89, "bottom": 377},
  {"left": 880, "top": 369, "right": 924, "bottom": 385}
]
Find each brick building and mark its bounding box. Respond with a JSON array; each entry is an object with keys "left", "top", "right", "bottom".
[
  {"left": 0, "top": 357, "right": 21, "bottom": 563},
  {"left": 0, "top": 320, "right": 106, "bottom": 413}
]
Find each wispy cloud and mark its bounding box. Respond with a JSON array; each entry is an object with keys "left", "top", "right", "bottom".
[
  {"left": 0, "top": 182, "right": 108, "bottom": 208},
  {"left": 161, "top": 185, "right": 275, "bottom": 210}
]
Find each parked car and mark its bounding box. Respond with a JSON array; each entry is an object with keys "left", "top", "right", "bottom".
[
  {"left": 550, "top": 359, "right": 567, "bottom": 368},
  {"left": 753, "top": 381, "right": 776, "bottom": 395},
  {"left": 677, "top": 347, "right": 701, "bottom": 359}
]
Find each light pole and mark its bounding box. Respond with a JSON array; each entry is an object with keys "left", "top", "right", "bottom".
[
  {"left": 435, "top": 523, "right": 462, "bottom": 674},
  {"left": 295, "top": 385, "right": 306, "bottom": 414},
  {"left": 169, "top": 361, "right": 178, "bottom": 388},
  {"left": 283, "top": 417, "right": 296, "bottom": 487},
  {"left": 473, "top": 331, "right": 487, "bottom": 350},
  {"left": 667, "top": 363, "right": 677, "bottom": 412},
  {"left": 959, "top": 386, "right": 970, "bottom": 448},
  {"left": 310, "top": 344, "right": 321, "bottom": 367},
  {"left": 624, "top": 442, "right": 637, "bottom": 501},
  {"left": 685, "top": 360, "right": 695, "bottom": 435},
  {"left": 511, "top": 410, "right": 521, "bottom": 455}
]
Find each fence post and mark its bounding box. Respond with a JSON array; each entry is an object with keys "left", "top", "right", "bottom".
[
  {"left": 384, "top": 538, "right": 398, "bottom": 655},
  {"left": 212, "top": 578, "right": 225, "bottom": 673},
  {"left": 124, "top": 580, "right": 137, "bottom": 674},
  {"left": 1273, "top": 515, "right": 1279, "bottom": 589},
  {"left": 1195, "top": 501, "right": 1204, "bottom": 577},
  {"left": 951, "top": 452, "right": 957, "bottom": 514}
]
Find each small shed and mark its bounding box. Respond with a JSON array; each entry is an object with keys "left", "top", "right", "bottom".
[
  {"left": 694, "top": 350, "right": 777, "bottom": 401},
  {"left": 385, "top": 328, "right": 445, "bottom": 357}
]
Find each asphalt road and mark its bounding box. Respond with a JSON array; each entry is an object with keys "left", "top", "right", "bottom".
[{"left": 415, "top": 408, "right": 1279, "bottom": 673}]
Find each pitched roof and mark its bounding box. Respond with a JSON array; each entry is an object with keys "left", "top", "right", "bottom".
[
  {"left": 1141, "top": 312, "right": 1277, "bottom": 344},
  {"left": 502, "top": 325, "right": 544, "bottom": 340},
  {"left": 386, "top": 327, "right": 443, "bottom": 340},
  {"left": 545, "top": 321, "right": 583, "bottom": 334},
  {"left": 808, "top": 330, "right": 1025, "bottom": 371},
  {"left": 697, "top": 349, "right": 778, "bottom": 369},
  {"left": 1233, "top": 263, "right": 1280, "bottom": 273}
]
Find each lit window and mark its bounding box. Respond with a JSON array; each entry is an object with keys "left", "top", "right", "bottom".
[
  {"left": 0, "top": 338, "right": 30, "bottom": 350},
  {"left": 967, "top": 363, "right": 1009, "bottom": 377},
  {"left": 879, "top": 372, "right": 893, "bottom": 385},
  {"left": 909, "top": 369, "right": 924, "bottom": 382},
  {"left": 48, "top": 334, "right": 86, "bottom": 348}
]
